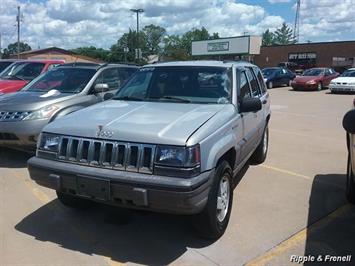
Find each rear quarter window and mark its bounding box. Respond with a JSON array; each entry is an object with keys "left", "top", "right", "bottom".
[{"left": 254, "top": 67, "right": 267, "bottom": 94}]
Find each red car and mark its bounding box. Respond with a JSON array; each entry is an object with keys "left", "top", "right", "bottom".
[
  {"left": 0, "top": 60, "right": 64, "bottom": 94},
  {"left": 291, "top": 68, "right": 339, "bottom": 91}
]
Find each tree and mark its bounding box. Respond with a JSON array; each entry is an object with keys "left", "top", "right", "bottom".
[
  {"left": 262, "top": 29, "right": 275, "bottom": 46},
  {"left": 274, "top": 23, "right": 296, "bottom": 45},
  {"left": 71, "top": 46, "right": 110, "bottom": 61},
  {"left": 2, "top": 42, "right": 31, "bottom": 58},
  {"left": 142, "top": 24, "right": 166, "bottom": 55},
  {"left": 109, "top": 29, "right": 148, "bottom": 63}
]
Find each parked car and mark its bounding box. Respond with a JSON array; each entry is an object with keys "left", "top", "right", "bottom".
[
  {"left": 262, "top": 67, "right": 296, "bottom": 89},
  {"left": 291, "top": 67, "right": 339, "bottom": 91},
  {"left": 0, "top": 60, "right": 64, "bottom": 94},
  {"left": 329, "top": 68, "right": 355, "bottom": 93},
  {"left": 342, "top": 99, "right": 355, "bottom": 203},
  {"left": 0, "top": 63, "right": 138, "bottom": 150},
  {"left": 28, "top": 60, "right": 271, "bottom": 239},
  {"left": 0, "top": 59, "right": 19, "bottom": 74}
]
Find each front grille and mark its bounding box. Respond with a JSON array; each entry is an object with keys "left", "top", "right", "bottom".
[
  {"left": 55, "top": 136, "right": 156, "bottom": 174},
  {"left": 0, "top": 111, "right": 31, "bottom": 121},
  {"left": 0, "top": 133, "right": 19, "bottom": 140}
]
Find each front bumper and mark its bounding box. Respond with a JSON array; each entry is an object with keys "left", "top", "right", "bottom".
[
  {"left": 28, "top": 157, "right": 214, "bottom": 215},
  {"left": 330, "top": 85, "right": 355, "bottom": 93},
  {"left": 0, "top": 119, "right": 49, "bottom": 148},
  {"left": 291, "top": 83, "right": 318, "bottom": 90}
]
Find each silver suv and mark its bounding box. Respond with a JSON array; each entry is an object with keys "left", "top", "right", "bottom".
[
  {"left": 343, "top": 99, "right": 355, "bottom": 204},
  {"left": 0, "top": 63, "right": 137, "bottom": 150},
  {"left": 28, "top": 61, "right": 271, "bottom": 239}
]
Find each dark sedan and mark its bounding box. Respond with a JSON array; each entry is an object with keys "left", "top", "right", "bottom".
[
  {"left": 262, "top": 67, "right": 296, "bottom": 89},
  {"left": 291, "top": 68, "right": 339, "bottom": 91}
]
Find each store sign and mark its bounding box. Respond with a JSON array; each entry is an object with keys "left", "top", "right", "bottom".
[
  {"left": 289, "top": 53, "right": 317, "bottom": 60},
  {"left": 207, "top": 41, "right": 229, "bottom": 52}
]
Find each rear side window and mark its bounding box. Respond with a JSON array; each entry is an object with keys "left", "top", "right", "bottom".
[
  {"left": 254, "top": 68, "right": 267, "bottom": 94},
  {"left": 246, "top": 68, "right": 261, "bottom": 97}
]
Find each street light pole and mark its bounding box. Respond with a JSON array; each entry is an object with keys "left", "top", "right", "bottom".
[{"left": 130, "top": 8, "right": 144, "bottom": 60}]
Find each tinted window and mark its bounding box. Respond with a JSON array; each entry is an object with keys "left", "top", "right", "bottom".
[
  {"left": 119, "top": 67, "right": 137, "bottom": 86},
  {"left": 255, "top": 68, "right": 267, "bottom": 94},
  {"left": 0, "top": 62, "right": 13, "bottom": 73},
  {"left": 94, "top": 68, "right": 121, "bottom": 91},
  {"left": 303, "top": 68, "right": 324, "bottom": 76},
  {"left": 24, "top": 67, "right": 96, "bottom": 93},
  {"left": 239, "top": 71, "right": 251, "bottom": 100},
  {"left": 115, "top": 66, "right": 232, "bottom": 104},
  {"left": 0, "top": 62, "right": 45, "bottom": 80},
  {"left": 341, "top": 70, "right": 355, "bottom": 77},
  {"left": 262, "top": 68, "right": 278, "bottom": 77},
  {"left": 246, "top": 68, "right": 261, "bottom": 97}
]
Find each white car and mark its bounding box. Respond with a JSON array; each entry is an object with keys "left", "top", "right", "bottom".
[{"left": 330, "top": 68, "right": 355, "bottom": 93}]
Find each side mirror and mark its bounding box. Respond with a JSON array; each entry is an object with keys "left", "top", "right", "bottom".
[
  {"left": 103, "top": 93, "right": 114, "bottom": 101},
  {"left": 94, "top": 83, "right": 109, "bottom": 93},
  {"left": 343, "top": 109, "right": 355, "bottom": 134},
  {"left": 240, "top": 97, "right": 262, "bottom": 113}
]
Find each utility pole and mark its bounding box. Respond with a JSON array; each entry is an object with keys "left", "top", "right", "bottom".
[
  {"left": 293, "top": 0, "right": 301, "bottom": 43},
  {"left": 16, "top": 6, "right": 21, "bottom": 59},
  {"left": 130, "top": 8, "right": 144, "bottom": 60}
]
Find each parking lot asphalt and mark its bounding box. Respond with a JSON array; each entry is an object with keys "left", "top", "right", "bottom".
[{"left": 1, "top": 87, "right": 354, "bottom": 266}]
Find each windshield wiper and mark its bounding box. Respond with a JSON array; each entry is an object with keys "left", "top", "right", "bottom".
[
  {"left": 158, "top": 96, "right": 191, "bottom": 103},
  {"left": 112, "top": 96, "right": 143, "bottom": 101}
]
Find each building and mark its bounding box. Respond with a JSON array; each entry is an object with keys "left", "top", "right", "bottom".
[
  {"left": 191, "top": 35, "right": 262, "bottom": 61},
  {"left": 254, "top": 40, "right": 355, "bottom": 72},
  {"left": 10, "top": 47, "right": 104, "bottom": 63}
]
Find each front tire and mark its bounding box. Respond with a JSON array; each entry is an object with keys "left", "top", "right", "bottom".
[
  {"left": 250, "top": 125, "right": 269, "bottom": 165},
  {"left": 317, "top": 82, "right": 323, "bottom": 91},
  {"left": 346, "top": 154, "right": 355, "bottom": 204},
  {"left": 193, "top": 161, "right": 233, "bottom": 239},
  {"left": 56, "top": 191, "right": 92, "bottom": 209},
  {"left": 267, "top": 81, "right": 273, "bottom": 90}
]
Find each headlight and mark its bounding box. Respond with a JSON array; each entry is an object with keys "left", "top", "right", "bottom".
[
  {"left": 154, "top": 145, "right": 201, "bottom": 177},
  {"left": 307, "top": 80, "right": 317, "bottom": 84},
  {"left": 22, "top": 105, "right": 59, "bottom": 121},
  {"left": 38, "top": 133, "right": 60, "bottom": 152}
]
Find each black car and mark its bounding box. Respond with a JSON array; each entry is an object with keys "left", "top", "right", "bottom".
[{"left": 262, "top": 67, "right": 296, "bottom": 89}]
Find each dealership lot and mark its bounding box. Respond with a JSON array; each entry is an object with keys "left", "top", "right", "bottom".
[{"left": 0, "top": 87, "right": 354, "bottom": 266}]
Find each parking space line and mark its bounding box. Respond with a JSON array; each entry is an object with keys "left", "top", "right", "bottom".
[
  {"left": 11, "top": 170, "right": 125, "bottom": 266},
  {"left": 245, "top": 204, "right": 353, "bottom": 266},
  {"left": 261, "top": 164, "right": 312, "bottom": 180}
]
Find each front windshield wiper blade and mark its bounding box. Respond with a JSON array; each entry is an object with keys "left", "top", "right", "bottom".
[
  {"left": 112, "top": 96, "right": 143, "bottom": 101},
  {"left": 158, "top": 96, "right": 191, "bottom": 103}
]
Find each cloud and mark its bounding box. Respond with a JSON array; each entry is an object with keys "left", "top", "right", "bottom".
[
  {"left": 5, "top": 0, "right": 351, "bottom": 50},
  {"left": 268, "top": 0, "right": 292, "bottom": 3}
]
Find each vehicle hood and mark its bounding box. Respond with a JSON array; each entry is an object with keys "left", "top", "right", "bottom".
[
  {"left": 293, "top": 76, "right": 321, "bottom": 83},
  {"left": 44, "top": 100, "right": 227, "bottom": 146},
  {"left": 0, "top": 91, "right": 77, "bottom": 111},
  {"left": 0, "top": 79, "right": 28, "bottom": 93},
  {"left": 331, "top": 77, "right": 355, "bottom": 83}
]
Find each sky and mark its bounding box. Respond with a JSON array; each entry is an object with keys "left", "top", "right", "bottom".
[{"left": 0, "top": 0, "right": 355, "bottom": 50}]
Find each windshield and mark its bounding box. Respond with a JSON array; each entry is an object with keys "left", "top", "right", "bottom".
[
  {"left": 341, "top": 70, "right": 355, "bottom": 77},
  {"left": 0, "top": 62, "right": 45, "bottom": 81},
  {"left": 0, "top": 62, "right": 14, "bottom": 73},
  {"left": 23, "top": 67, "right": 96, "bottom": 93},
  {"left": 303, "top": 68, "right": 324, "bottom": 76},
  {"left": 262, "top": 68, "right": 278, "bottom": 77},
  {"left": 114, "top": 66, "right": 232, "bottom": 104}
]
